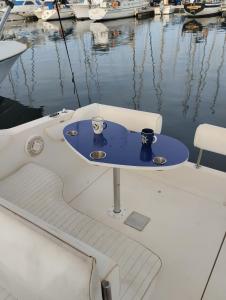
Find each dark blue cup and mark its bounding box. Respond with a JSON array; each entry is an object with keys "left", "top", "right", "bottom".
[
  {"left": 140, "top": 144, "right": 153, "bottom": 162},
  {"left": 141, "top": 128, "right": 155, "bottom": 146}
]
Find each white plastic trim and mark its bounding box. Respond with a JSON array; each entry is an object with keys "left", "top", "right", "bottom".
[
  {"left": 25, "top": 136, "right": 44, "bottom": 156},
  {"left": 194, "top": 124, "right": 226, "bottom": 156}
]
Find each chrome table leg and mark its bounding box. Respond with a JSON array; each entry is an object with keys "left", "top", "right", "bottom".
[{"left": 113, "top": 168, "right": 121, "bottom": 213}]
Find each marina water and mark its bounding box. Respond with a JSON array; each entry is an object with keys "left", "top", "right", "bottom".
[{"left": 0, "top": 15, "right": 226, "bottom": 170}]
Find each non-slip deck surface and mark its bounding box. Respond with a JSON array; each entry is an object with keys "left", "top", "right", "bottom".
[
  {"left": 0, "top": 285, "right": 16, "bottom": 300},
  {"left": 0, "top": 163, "right": 162, "bottom": 300}
]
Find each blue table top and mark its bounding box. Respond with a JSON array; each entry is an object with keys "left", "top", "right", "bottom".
[{"left": 63, "top": 120, "right": 189, "bottom": 169}]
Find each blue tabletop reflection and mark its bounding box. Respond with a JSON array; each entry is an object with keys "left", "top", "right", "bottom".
[{"left": 63, "top": 120, "right": 189, "bottom": 168}]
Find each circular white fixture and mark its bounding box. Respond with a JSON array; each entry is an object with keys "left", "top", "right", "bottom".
[{"left": 25, "top": 136, "right": 44, "bottom": 156}]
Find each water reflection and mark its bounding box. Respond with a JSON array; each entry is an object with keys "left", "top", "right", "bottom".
[
  {"left": 0, "top": 96, "right": 43, "bottom": 129},
  {"left": 0, "top": 16, "right": 226, "bottom": 170},
  {"left": 181, "top": 17, "right": 225, "bottom": 121}
]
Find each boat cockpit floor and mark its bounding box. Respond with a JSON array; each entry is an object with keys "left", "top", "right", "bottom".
[
  {"left": 0, "top": 162, "right": 226, "bottom": 300},
  {"left": 0, "top": 163, "right": 162, "bottom": 300},
  {"left": 68, "top": 164, "right": 226, "bottom": 300}
]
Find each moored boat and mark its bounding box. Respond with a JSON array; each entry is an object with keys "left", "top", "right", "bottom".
[
  {"left": 34, "top": 0, "right": 74, "bottom": 20},
  {"left": 89, "top": 0, "right": 150, "bottom": 21},
  {"left": 184, "top": 0, "right": 222, "bottom": 17},
  {"left": 0, "top": 41, "right": 27, "bottom": 83},
  {"left": 0, "top": 0, "right": 42, "bottom": 21},
  {"left": 154, "top": 4, "right": 175, "bottom": 14},
  {"left": 72, "top": 0, "right": 101, "bottom": 20}
]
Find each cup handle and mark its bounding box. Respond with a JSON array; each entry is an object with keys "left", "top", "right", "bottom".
[{"left": 103, "top": 122, "right": 107, "bottom": 129}]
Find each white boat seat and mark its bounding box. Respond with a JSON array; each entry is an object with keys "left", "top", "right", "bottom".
[
  {"left": 45, "top": 103, "right": 162, "bottom": 141},
  {"left": 0, "top": 201, "right": 104, "bottom": 300},
  {"left": 0, "top": 163, "right": 162, "bottom": 300}
]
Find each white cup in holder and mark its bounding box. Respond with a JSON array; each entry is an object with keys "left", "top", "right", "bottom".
[{"left": 92, "top": 116, "right": 107, "bottom": 134}]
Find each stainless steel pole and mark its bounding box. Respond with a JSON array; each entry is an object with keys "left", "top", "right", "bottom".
[
  {"left": 101, "top": 280, "right": 112, "bottom": 300},
  {"left": 0, "top": 1, "right": 14, "bottom": 39},
  {"left": 113, "top": 168, "right": 121, "bottom": 213},
  {"left": 196, "top": 149, "right": 203, "bottom": 169}
]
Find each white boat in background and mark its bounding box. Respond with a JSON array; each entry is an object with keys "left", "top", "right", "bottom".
[
  {"left": 154, "top": 3, "right": 175, "bottom": 14},
  {"left": 184, "top": 0, "right": 221, "bottom": 17},
  {"left": 72, "top": 0, "right": 101, "bottom": 20},
  {"left": 0, "top": 41, "right": 26, "bottom": 83},
  {"left": 34, "top": 0, "right": 74, "bottom": 20},
  {"left": 89, "top": 0, "right": 149, "bottom": 20},
  {"left": 0, "top": 0, "right": 42, "bottom": 21}
]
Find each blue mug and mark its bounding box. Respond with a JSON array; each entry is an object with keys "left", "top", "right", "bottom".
[
  {"left": 140, "top": 144, "right": 153, "bottom": 162},
  {"left": 141, "top": 128, "right": 155, "bottom": 146}
]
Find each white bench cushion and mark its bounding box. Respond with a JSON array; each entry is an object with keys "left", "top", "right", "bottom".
[
  {"left": 0, "top": 205, "right": 99, "bottom": 300},
  {"left": 0, "top": 163, "right": 162, "bottom": 300}
]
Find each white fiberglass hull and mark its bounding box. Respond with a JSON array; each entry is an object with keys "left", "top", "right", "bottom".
[
  {"left": 0, "top": 5, "right": 38, "bottom": 20},
  {"left": 0, "top": 10, "right": 25, "bottom": 21},
  {"left": 72, "top": 3, "right": 90, "bottom": 20},
  {"left": 154, "top": 5, "right": 175, "bottom": 15},
  {"left": 0, "top": 41, "right": 26, "bottom": 83},
  {"left": 39, "top": 8, "right": 74, "bottom": 21},
  {"left": 89, "top": 2, "right": 149, "bottom": 20},
  {"left": 0, "top": 55, "right": 19, "bottom": 83},
  {"left": 184, "top": 2, "right": 221, "bottom": 17}
]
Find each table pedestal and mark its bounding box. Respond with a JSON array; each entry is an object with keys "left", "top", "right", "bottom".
[{"left": 113, "top": 168, "right": 121, "bottom": 213}]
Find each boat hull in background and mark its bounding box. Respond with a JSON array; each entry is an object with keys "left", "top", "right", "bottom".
[
  {"left": 184, "top": 2, "right": 221, "bottom": 17},
  {"left": 154, "top": 5, "right": 175, "bottom": 14},
  {"left": 73, "top": 3, "right": 90, "bottom": 20},
  {"left": 0, "top": 55, "right": 19, "bottom": 83},
  {"left": 36, "top": 7, "right": 74, "bottom": 21},
  {"left": 0, "top": 41, "right": 27, "bottom": 84},
  {"left": 89, "top": 1, "right": 150, "bottom": 20}
]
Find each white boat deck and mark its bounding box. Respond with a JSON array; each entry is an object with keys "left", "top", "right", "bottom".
[
  {"left": 67, "top": 162, "right": 226, "bottom": 300},
  {"left": 0, "top": 105, "right": 225, "bottom": 299},
  {"left": 0, "top": 159, "right": 225, "bottom": 299}
]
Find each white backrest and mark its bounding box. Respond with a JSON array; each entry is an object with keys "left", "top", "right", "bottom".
[
  {"left": 0, "top": 203, "right": 102, "bottom": 300},
  {"left": 73, "top": 103, "right": 100, "bottom": 121},
  {"left": 98, "top": 103, "right": 162, "bottom": 133},
  {"left": 194, "top": 124, "right": 226, "bottom": 156},
  {"left": 45, "top": 103, "right": 162, "bottom": 141}
]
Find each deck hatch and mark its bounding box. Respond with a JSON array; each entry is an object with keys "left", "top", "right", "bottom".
[{"left": 124, "top": 211, "right": 150, "bottom": 231}]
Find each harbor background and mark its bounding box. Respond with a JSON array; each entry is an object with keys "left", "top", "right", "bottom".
[{"left": 0, "top": 15, "right": 226, "bottom": 171}]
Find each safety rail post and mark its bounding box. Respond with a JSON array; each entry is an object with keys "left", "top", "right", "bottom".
[
  {"left": 101, "top": 280, "right": 112, "bottom": 300},
  {"left": 196, "top": 149, "right": 203, "bottom": 169}
]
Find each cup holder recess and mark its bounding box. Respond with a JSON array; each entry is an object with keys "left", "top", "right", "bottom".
[
  {"left": 152, "top": 156, "right": 167, "bottom": 165},
  {"left": 66, "top": 130, "right": 78, "bottom": 136},
  {"left": 90, "top": 151, "right": 106, "bottom": 160}
]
